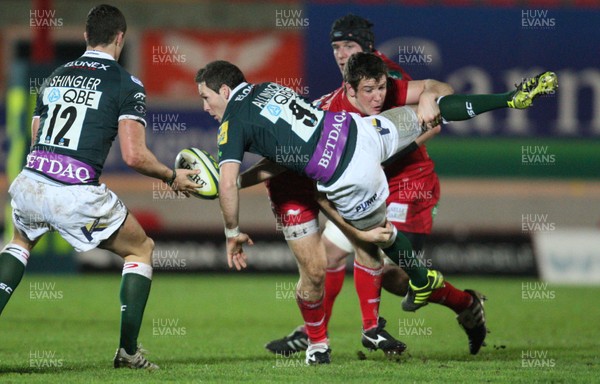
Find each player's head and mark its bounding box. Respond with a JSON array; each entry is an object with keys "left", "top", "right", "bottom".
[
  {"left": 85, "top": 4, "right": 127, "bottom": 52},
  {"left": 330, "top": 14, "right": 375, "bottom": 75},
  {"left": 195, "top": 60, "right": 246, "bottom": 122},
  {"left": 343, "top": 52, "right": 389, "bottom": 116}
]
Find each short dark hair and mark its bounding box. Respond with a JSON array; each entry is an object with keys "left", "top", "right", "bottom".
[
  {"left": 343, "top": 52, "right": 388, "bottom": 91},
  {"left": 195, "top": 60, "right": 246, "bottom": 93},
  {"left": 86, "top": 4, "right": 127, "bottom": 47},
  {"left": 330, "top": 14, "right": 375, "bottom": 52}
]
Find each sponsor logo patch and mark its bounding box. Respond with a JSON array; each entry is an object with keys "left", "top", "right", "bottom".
[{"left": 218, "top": 121, "right": 229, "bottom": 145}]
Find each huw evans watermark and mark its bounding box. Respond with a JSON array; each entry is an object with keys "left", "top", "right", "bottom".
[
  {"left": 521, "top": 145, "right": 556, "bottom": 165},
  {"left": 521, "top": 10, "right": 556, "bottom": 30},
  {"left": 275, "top": 9, "right": 309, "bottom": 28},
  {"left": 151, "top": 45, "right": 186, "bottom": 64},
  {"left": 521, "top": 282, "right": 556, "bottom": 301},
  {"left": 30, "top": 9, "right": 63, "bottom": 29},
  {"left": 521, "top": 213, "right": 556, "bottom": 233},
  {"left": 398, "top": 45, "right": 432, "bottom": 66},
  {"left": 521, "top": 350, "right": 556, "bottom": 368}
]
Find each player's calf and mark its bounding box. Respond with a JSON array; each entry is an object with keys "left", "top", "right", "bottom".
[{"left": 0, "top": 243, "right": 30, "bottom": 315}]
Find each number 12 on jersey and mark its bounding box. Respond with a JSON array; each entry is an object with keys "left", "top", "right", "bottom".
[{"left": 39, "top": 86, "right": 102, "bottom": 150}]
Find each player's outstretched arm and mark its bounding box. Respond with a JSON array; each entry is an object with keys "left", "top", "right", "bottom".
[
  {"left": 118, "top": 119, "right": 202, "bottom": 194},
  {"left": 238, "top": 158, "right": 287, "bottom": 189},
  {"left": 405, "top": 79, "right": 454, "bottom": 105},
  {"left": 220, "top": 161, "right": 253, "bottom": 270}
]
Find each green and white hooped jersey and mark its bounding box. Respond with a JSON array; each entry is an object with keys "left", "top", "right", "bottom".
[
  {"left": 29, "top": 50, "right": 146, "bottom": 185},
  {"left": 218, "top": 82, "right": 357, "bottom": 184}
]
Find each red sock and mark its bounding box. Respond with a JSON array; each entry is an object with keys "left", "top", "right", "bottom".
[
  {"left": 323, "top": 265, "right": 346, "bottom": 328},
  {"left": 427, "top": 280, "right": 473, "bottom": 314},
  {"left": 353, "top": 260, "right": 382, "bottom": 331},
  {"left": 296, "top": 295, "right": 327, "bottom": 343}
]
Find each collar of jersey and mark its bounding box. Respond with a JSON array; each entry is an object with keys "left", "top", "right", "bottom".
[
  {"left": 82, "top": 50, "right": 115, "bottom": 61},
  {"left": 228, "top": 82, "right": 250, "bottom": 100}
]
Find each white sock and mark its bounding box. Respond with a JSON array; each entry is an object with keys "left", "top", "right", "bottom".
[{"left": 122, "top": 262, "right": 153, "bottom": 280}]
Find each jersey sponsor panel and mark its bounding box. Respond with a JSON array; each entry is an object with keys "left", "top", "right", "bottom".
[
  {"left": 303, "top": 111, "right": 350, "bottom": 183},
  {"left": 25, "top": 150, "right": 97, "bottom": 184}
]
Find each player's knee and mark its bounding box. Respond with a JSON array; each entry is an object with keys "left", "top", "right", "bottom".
[
  {"left": 145, "top": 236, "right": 155, "bottom": 253},
  {"left": 310, "top": 265, "right": 326, "bottom": 283},
  {"left": 302, "top": 264, "right": 326, "bottom": 290},
  {"left": 306, "top": 275, "right": 325, "bottom": 292},
  {"left": 326, "top": 255, "right": 346, "bottom": 270},
  {"left": 325, "top": 246, "right": 348, "bottom": 269},
  {"left": 139, "top": 236, "right": 155, "bottom": 264}
]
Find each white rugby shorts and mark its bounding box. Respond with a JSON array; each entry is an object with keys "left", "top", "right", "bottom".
[
  {"left": 9, "top": 170, "right": 128, "bottom": 252},
  {"left": 317, "top": 106, "right": 420, "bottom": 222}
]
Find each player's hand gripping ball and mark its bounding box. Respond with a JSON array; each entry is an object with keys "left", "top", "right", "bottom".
[{"left": 174, "top": 147, "right": 220, "bottom": 200}]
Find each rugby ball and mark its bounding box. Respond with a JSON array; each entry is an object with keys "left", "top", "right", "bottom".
[{"left": 174, "top": 147, "right": 220, "bottom": 200}]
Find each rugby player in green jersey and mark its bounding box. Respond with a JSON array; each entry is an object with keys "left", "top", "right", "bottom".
[
  {"left": 196, "top": 58, "right": 557, "bottom": 364},
  {"left": 196, "top": 60, "right": 446, "bottom": 363},
  {"left": 0, "top": 4, "right": 201, "bottom": 370}
]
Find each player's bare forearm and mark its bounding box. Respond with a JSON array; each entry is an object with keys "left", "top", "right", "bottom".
[
  {"left": 126, "top": 148, "right": 172, "bottom": 181},
  {"left": 118, "top": 119, "right": 173, "bottom": 180},
  {"left": 421, "top": 79, "right": 454, "bottom": 100},
  {"left": 238, "top": 158, "right": 286, "bottom": 189},
  {"left": 316, "top": 192, "right": 393, "bottom": 244},
  {"left": 219, "top": 162, "right": 241, "bottom": 230},
  {"left": 316, "top": 193, "right": 353, "bottom": 236},
  {"left": 118, "top": 119, "right": 200, "bottom": 193},
  {"left": 406, "top": 79, "right": 452, "bottom": 105},
  {"left": 220, "top": 162, "right": 254, "bottom": 270}
]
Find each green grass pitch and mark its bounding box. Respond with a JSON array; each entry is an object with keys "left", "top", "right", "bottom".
[{"left": 0, "top": 274, "right": 598, "bottom": 383}]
